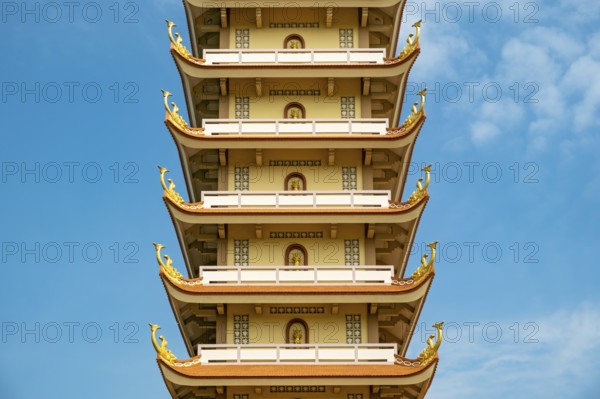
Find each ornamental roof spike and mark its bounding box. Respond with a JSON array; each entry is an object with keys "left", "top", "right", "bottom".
[
  {"left": 153, "top": 243, "right": 203, "bottom": 286},
  {"left": 417, "top": 321, "right": 444, "bottom": 366},
  {"left": 149, "top": 323, "right": 201, "bottom": 367},
  {"left": 161, "top": 89, "right": 189, "bottom": 129},
  {"left": 410, "top": 240, "right": 438, "bottom": 281},
  {"left": 398, "top": 19, "right": 422, "bottom": 59},
  {"left": 158, "top": 165, "right": 185, "bottom": 205},
  {"left": 166, "top": 19, "right": 193, "bottom": 61},
  {"left": 400, "top": 87, "right": 426, "bottom": 130},
  {"left": 407, "top": 164, "right": 431, "bottom": 205}
]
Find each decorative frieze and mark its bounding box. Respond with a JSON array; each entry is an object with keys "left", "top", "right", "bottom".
[
  {"left": 269, "top": 22, "right": 320, "bottom": 28},
  {"left": 270, "top": 306, "right": 325, "bottom": 314},
  {"left": 269, "top": 232, "right": 323, "bottom": 239},
  {"left": 268, "top": 160, "right": 321, "bottom": 167},
  {"left": 270, "top": 386, "right": 326, "bottom": 393},
  {"left": 269, "top": 89, "right": 320, "bottom": 96}
]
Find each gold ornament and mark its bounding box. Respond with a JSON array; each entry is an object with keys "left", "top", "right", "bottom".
[
  {"left": 161, "top": 90, "right": 188, "bottom": 129},
  {"left": 166, "top": 20, "right": 192, "bottom": 60},
  {"left": 407, "top": 164, "right": 431, "bottom": 205},
  {"left": 158, "top": 166, "right": 184, "bottom": 205},
  {"left": 402, "top": 88, "right": 426, "bottom": 129},
  {"left": 411, "top": 241, "right": 438, "bottom": 281},
  {"left": 398, "top": 20, "right": 422, "bottom": 59},
  {"left": 417, "top": 321, "right": 444, "bottom": 366},
  {"left": 149, "top": 323, "right": 178, "bottom": 364},
  {"left": 154, "top": 243, "right": 203, "bottom": 286}
]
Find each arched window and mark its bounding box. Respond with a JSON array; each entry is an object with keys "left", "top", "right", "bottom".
[
  {"left": 286, "top": 318, "right": 309, "bottom": 344},
  {"left": 284, "top": 34, "right": 305, "bottom": 49},
  {"left": 284, "top": 102, "right": 306, "bottom": 119},
  {"left": 285, "top": 244, "right": 308, "bottom": 266},
  {"left": 284, "top": 172, "right": 307, "bottom": 191}
]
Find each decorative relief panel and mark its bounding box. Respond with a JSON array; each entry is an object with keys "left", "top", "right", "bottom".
[
  {"left": 233, "top": 315, "right": 249, "bottom": 344},
  {"left": 339, "top": 28, "right": 354, "bottom": 47},
  {"left": 342, "top": 166, "right": 357, "bottom": 190},
  {"left": 235, "top": 97, "right": 250, "bottom": 119},
  {"left": 348, "top": 395, "right": 364, "bottom": 399},
  {"left": 345, "top": 314, "right": 362, "bottom": 344},
  {"left": 234, "top": 166, "right": 249, "bottom": 191},
  {"left": 341, "top": 96, "right": 356, "bottom": 119},
  {"left": 344, "top": 239, "right": 360, "bottom": 265},
  {"left": 235, "top": 29, "right": 250, "bottom": 48},
  {"left": 234, "top": 239, "right": 249, "bottom": 266}
]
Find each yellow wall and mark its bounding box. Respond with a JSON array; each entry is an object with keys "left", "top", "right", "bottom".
[
  {"left": 226, "top": 224, "right": 365, "bottom": 266},
  {"left": 227, "top": 149, "right": 363, "bottom": 192},
  {"left": 225, "top": 303, "right": 368, "bottom": 345},
  {"left": 228, "top": 78, "right": 362, "bottom": 119},
  {"left": 229, "top": 8, "right": 358, "bottom": 49}
]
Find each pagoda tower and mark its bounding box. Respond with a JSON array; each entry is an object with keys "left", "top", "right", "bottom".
[{"left": 150, "top": 2, "right": 444, "bottom": 399}]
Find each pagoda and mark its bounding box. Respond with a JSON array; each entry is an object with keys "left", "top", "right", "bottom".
[{"left": 150, "top": 2, "right": 444, "bottom": 399}]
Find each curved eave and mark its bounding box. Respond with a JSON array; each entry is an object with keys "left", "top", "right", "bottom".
[
  {"left": 164, "top": 194, "right": 428, "bottom": 225},
  {"left": 159, "top": 268, "right": 434, "bottom": 304},
  {"left": 157, "top": 356, "right": 438, "bottom": 387},
  {"left": 164, "top": 114, "right": 426, "bottom": 151},
  {"left": 171, "top": 46, "right": 419, "bottom": 80},
  {"left": 186, "top": 0, "right": 406, "bottom": 8}
]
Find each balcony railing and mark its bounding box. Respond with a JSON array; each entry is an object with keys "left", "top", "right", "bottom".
[
  {"left": 203, "top": 48, "right": 387, "bottom": 65},
  {"left": 196, "top": 343, "right": 398, "bottom": 364},
  {"left": 201, "top": 118, "right": 389, "bottom": 136},
  {"left": 198, "top": 265, "right": 394, "bottom": 285},
  {"left": 201, "top": 190, "right": 391, "bottom": 209}
]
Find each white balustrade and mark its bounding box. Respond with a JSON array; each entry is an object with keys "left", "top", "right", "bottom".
[
  {"left": 203, "top": 48, "right": 386, "bottom": 65},
  {"left": 201, "top": 118, "right": 389, "bottom": 136},
  {"left": 198, "top": 265, "right": 394, "bottom": 285},
  {"left": 201, "top": 190, "right": 391, "bottom": 209},
  {"left": 196, "top": 343, "right": 398, "bottom": 364}
]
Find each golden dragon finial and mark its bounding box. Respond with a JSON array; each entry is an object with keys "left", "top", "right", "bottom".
[
  {"left": 158, "top": 165, "right": 184, "bottom": 205},
  {"left": 402, "top": 88, "right": 427, "bottom": 129},
  {"left": 153, "top": 243, "right": 203, "bottom": 286},
  {"left": 149, "top": 323, "right": 178, "bottom": 364},
  {"left": 407, "top": 164, "right": 431, "bottom": 205},
  {"left": 399, "top": 19, "right": 422, "bottom": 59},
  {"left": 161, "top": 89, "right": 188, "bottom": 129},
  {"left": 417, "top": 321, "right": 444, "bottom": 366},
  {"left": 166, "top": 20, "right": 193, "bottom": 60},
  {"left": 411, "top": 241, "right": 438, "bottom": 281}
]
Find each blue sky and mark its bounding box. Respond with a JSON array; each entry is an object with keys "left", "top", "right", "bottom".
[{"left": 1, "top": 0, "right": 599, "bottom": 398}]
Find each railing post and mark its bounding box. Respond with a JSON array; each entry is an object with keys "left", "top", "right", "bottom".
[
  {"left": 355, "top": 344, "right": 359, "bottom": 362},
  {"left": 314, "top": 266, "right": 318, "bottom": 283},
  {"left": 276, "top": 267, "right": 279, "bottom": 283},
  {"left": 238, "top": 192, "right": 242, "bottom": 208},
  {"left": 352, "top": 266, "right": 356, "bottom": 283},
  {"left": 275, "top": 120, "right": 279, "bottom": 135},
  {"left": 312, "top": 120, "right": 316, "bottom": 135},
  {"left": 238, "top": 120, "right": 242, "bottom": 135},
  {"left": 275, "top": 192, "right": 279, "bottom": 208},
  {"left": 237, "top": 267, "right": 241, "bottom": 283},
  {"left": 348, "top": 120, "right": 353, "bottom": 135},
  {"left": 313, "top": 192, "right": 317, "bottom": 208},
  {"left": 237, "top": 346, "right": 241, "bottom": 363}
]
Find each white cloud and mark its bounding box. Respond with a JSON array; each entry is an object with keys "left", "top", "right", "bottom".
[{"left": 426, "top": 302, "right": 600, "bottom": 399}]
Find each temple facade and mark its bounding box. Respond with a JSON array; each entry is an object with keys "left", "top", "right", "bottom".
[{"left": 150, "top": 2, "right": 443, "bottom": 399}]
